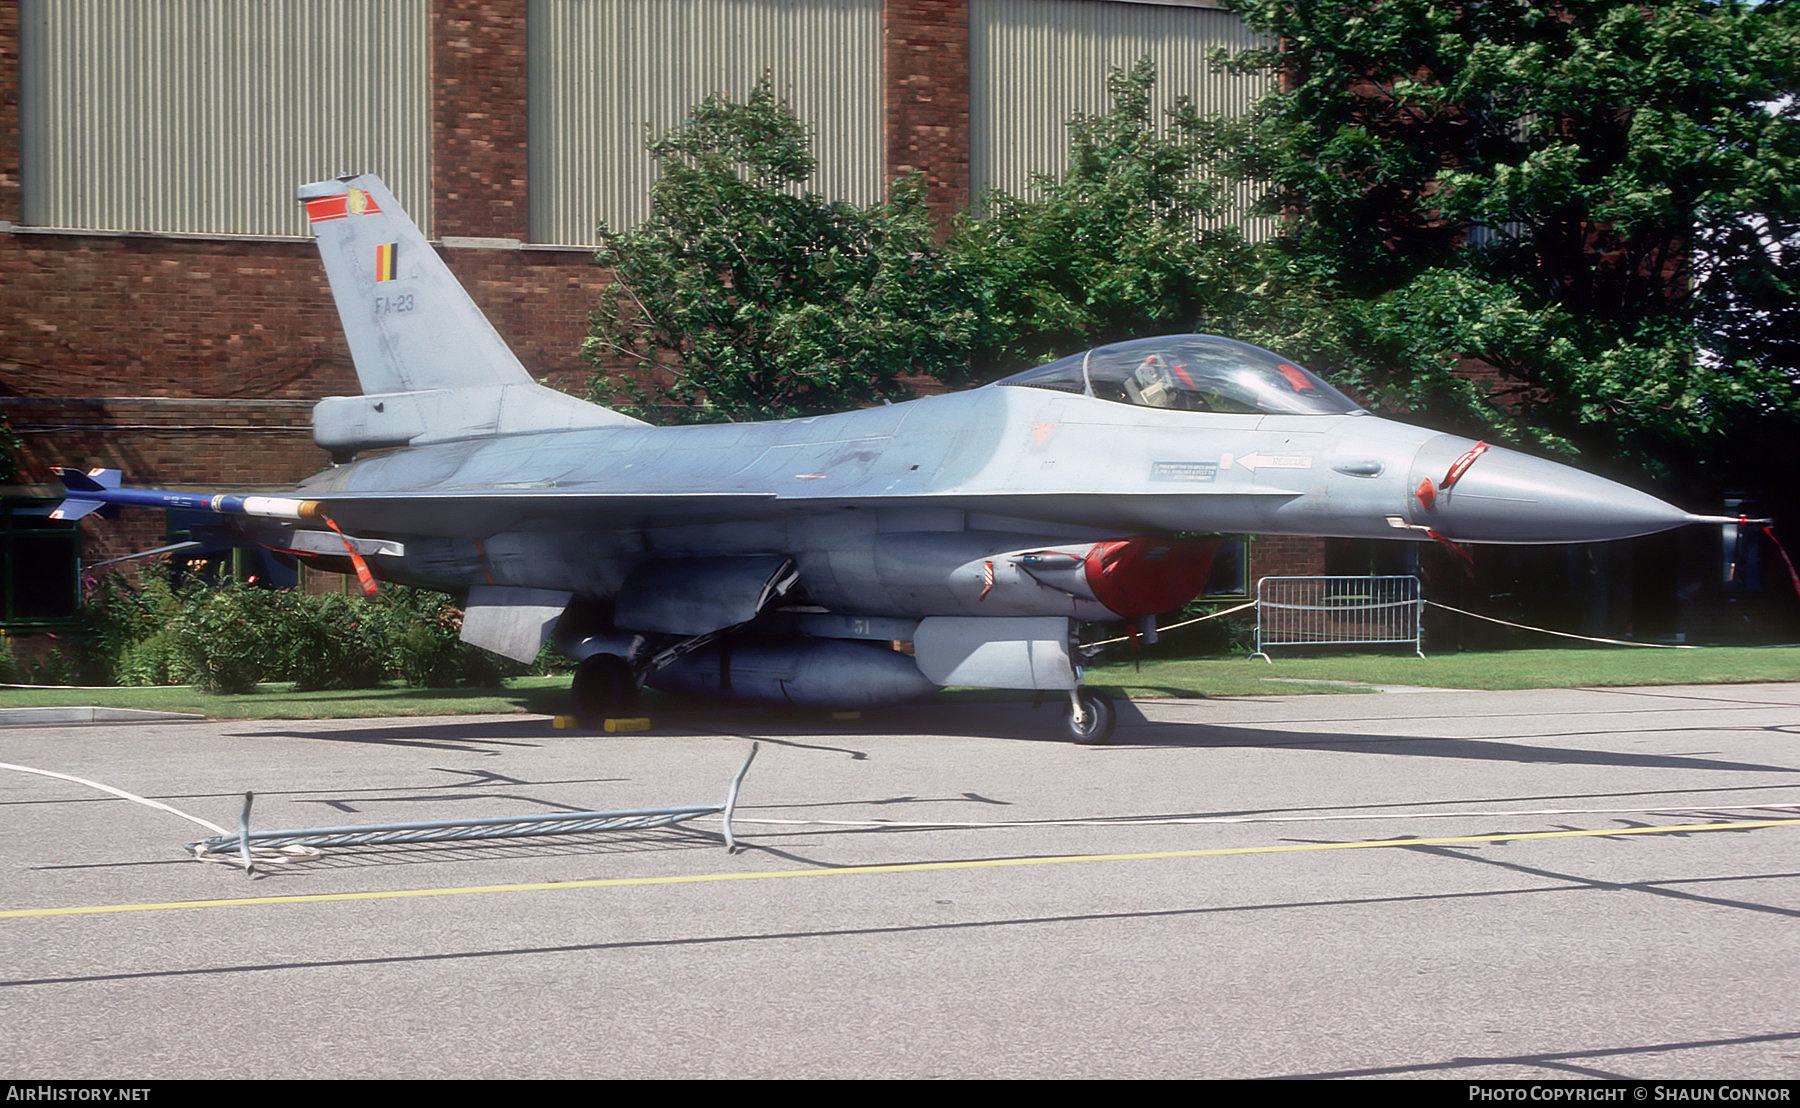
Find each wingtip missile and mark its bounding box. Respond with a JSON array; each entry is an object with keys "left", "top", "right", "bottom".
[{"left": 50, "top": 468, "right": 327, "bottom": 523}]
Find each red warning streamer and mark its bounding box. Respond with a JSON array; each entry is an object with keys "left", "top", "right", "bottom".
[
  {"left": 1763, "top": 524, "right": 1800, "bottom": 598},
  {"left": 1441, "top": 441, "right": 1489, "bottom": 490},
  {"left": 322, "top": 515, "right": 379, "bottom": 596},
  {"left": 1427, "top": 528, "right": 1476, "bottom": 573}
]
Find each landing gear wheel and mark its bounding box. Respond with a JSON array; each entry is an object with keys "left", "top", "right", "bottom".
[
  {"left": 572, "top": 653, "right": 639, "bottom": 727},
  {"left": 1066, "top": 688, "right": 1117, "bottom": 745}
]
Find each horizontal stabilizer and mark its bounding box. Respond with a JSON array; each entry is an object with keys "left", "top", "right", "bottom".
[{"left": 313, "top": 383, "right": 633, "bottom": 454}]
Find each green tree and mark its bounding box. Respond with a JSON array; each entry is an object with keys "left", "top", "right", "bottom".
[
  {"left": 956, "top": 59, "right": 1258, "bottom": 373},
  {"left": 1216, "top": 0, "right": 1800, "bottom": 485},
  {"left": 585, "top": 77, "right": 980, "bottom": 422}
]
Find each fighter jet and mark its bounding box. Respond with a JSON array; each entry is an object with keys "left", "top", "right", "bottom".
[{"left": 54, "top": 174, "right": 1737, "bottom": 742}]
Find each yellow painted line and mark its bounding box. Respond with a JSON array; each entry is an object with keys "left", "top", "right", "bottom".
[{"left": 4, "top": 817, "right": 1795, "bottom": 920}]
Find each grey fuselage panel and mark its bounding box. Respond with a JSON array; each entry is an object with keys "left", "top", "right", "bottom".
[{"left": 297, "top": 386, "right": 1422, "bottom": 540}]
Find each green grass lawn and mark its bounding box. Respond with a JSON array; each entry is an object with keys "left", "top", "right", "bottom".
[
  {"left": 1, "top": 646, "right": 1794, "bottom": 720},
  {"left": 1087, "top": 645, "right": 1800, "bottom": 699}
]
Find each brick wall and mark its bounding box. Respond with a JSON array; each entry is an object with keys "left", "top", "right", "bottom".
[
  {"left": 0, "top": 1, "right": 17, "bottom": 225},
  {"left": 885, "top": 0, "right": 972, "bottom": 233},
  {"left": 0, "top": 236, "right": 355, "bottom": 405},
  {"left": 1250, "top": 534, "right": 1326, "bottom": 581},
  {"left": 432, "top": 1, "right": 530, "bottom": 240},
  {"left": 443, "top": 246, "right": 612, "bottom": 393},
  {"left": 0, "top": 235, "right": 605, "bottom": 479}
]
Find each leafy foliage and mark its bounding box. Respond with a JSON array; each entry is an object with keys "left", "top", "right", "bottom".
[
  {"left": 1216, "top": 0, "right": 1800, "bottom": 483},
  {"left": 43, "top": 575, "right": 512, "bottom": 692},
  {"left": 168, "top": 585, "right": 288, "bottom": 694},
  {"left": 0, "top": 631, "right": 20, "bottom": 684},
  {"left": 585, "top": 77, "right": 980, "bottom": 422},
  {"left": 76, "top": 574, "right": 190, "bottom": 681}
]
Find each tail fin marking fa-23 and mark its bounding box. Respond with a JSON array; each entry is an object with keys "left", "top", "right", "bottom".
[{"left": 299, "top": 175, "right": 641, "bottom": 459}]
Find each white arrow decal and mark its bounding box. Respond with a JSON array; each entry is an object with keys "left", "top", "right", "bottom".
[{"left": 1235, "top": 453, "right": 1314, "bottom": 472}]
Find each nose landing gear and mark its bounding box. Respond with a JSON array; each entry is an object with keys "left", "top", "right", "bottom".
[{"left": 1066, "top": 687, "right": 1117, "bottom": 744}]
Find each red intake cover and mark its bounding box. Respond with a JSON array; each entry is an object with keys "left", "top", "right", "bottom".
[{"left": 1082, "top": 538, "right": 1220, "bottom": 619}]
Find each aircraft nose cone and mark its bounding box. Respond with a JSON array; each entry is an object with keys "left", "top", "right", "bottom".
[{"left": 1410, "top": 437, "right": 1691, "bottom": 543}]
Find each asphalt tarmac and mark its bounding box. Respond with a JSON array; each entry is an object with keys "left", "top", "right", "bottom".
[{"left": 2, "top": 684, "right": 1797, "bottom": 1080}]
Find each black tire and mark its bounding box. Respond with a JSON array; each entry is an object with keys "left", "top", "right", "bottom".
[
  {"left": 572, "top": 653, "right": 638, "bottom": 726},
  {"left": 1066, "top": 688, "right": 1117, "bottom": 745}
]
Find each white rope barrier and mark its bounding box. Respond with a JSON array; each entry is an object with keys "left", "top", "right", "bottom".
[
  {"left": 1089, "top": 596, "right": 1702, "bottom": 652},
  {"left": 1423, "top": 600, "right": 1698, "bottom": 649},
  {"left": 0, "top": 762, "right": 318, "bottom": 869},
  {"left": 0, "top": 762, "right": 229, "bottom": 835},
  {"left": 1088, "top": 599, "right": 1258, "bottom": 648}
]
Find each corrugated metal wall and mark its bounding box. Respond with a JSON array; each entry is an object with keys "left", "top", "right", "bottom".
[
  {"left": 18, "top": 0, "right": 429, "bottom": 237},
  {"left": 527, "top": 0, "right": 883, "bottom": 245},
  {"left": 971, "top": 0, "right": 1271, "bottom": 231}
]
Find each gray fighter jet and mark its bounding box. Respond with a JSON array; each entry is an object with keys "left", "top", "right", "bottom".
[{"left": 56, "top": 175, "right": 1735, "bottom": 741}]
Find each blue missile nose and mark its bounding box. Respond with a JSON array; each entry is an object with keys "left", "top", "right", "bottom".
[{"left": 1410, "top": 437, "right": 1693, "bottom": 543}]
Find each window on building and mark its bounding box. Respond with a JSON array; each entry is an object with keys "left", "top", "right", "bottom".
[{"left": 1, "top": 501, "right": 81, "bottom": 625}]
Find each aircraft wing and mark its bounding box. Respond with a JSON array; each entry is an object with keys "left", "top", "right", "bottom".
[
  {"left": 55, "top": 467, "right": 1296, "bottom": 540},
  {"left": 299, "top": 487, "right": 1297, "bottom": 538}
]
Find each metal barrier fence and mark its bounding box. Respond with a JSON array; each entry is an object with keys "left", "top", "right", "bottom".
[
  {"left": 191, "top": 743, "right": 759, "bottom": 872},
  {"left": 1253, "top": 576, "right": 1424, "bottom": 660}
]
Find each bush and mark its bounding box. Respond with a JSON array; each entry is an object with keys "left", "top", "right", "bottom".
[
  {"left": 42, "top": 571, "right": 534, "bottom": 692},
  {"left": 114, "top": 630, "right": 192, "bottom": 686},
  {"left": 169, "top": 585, "right": 285, "bottom": 694},
  {"left": 76, "top": 575, "right": 191, "bottom": 685},
  {"left": 378, "top": 588, "right": 512, "bottom": 688},
  {"left": 271, "top": 591, "right": 389, "bottom": 691}
]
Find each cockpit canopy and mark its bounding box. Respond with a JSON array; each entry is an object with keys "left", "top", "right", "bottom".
[{"left": 996, "top": 335, "right": 1363, "bottom": 416}]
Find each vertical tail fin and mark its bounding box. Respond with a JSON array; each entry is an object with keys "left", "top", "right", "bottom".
[
  {"left": 298, "top": 175, "right": 530, "bottom": 394},
  {"left": 298, "top": 175, "right": 640, "bottom": 454}
]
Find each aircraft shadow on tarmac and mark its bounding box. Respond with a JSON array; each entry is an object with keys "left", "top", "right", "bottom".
[
  {"left": 233, "top": 719, "right": 552, "bottom": 754},
  {"left": 230, "top": 695, "right": 1800, "bottom": 774},
  {"left": 1100, "top": 723, "right": 1800, "bottom": 774},
  {"left": 711, "top": 698, "right": 1798, "bottom": 776}
]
